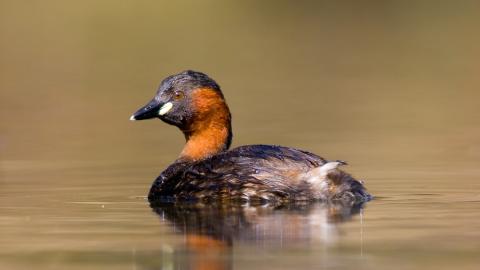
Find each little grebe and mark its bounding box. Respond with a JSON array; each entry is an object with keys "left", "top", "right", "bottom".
[{"left": 131, "top": 71, "right": 371, "bottom": 204}]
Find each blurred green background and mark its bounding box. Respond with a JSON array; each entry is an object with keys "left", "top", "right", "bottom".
[{"left": 2, "top": 0, "right": 479, "bottom": 167}]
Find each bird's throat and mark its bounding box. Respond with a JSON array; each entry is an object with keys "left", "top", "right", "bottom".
[
  {"left": 180, "top": 125, "right": 231, "bottom": 161},
  {"left": 179, "top": 88, "right": 232, "bottom": 161}
]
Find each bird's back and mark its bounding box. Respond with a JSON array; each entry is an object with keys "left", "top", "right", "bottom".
[{"left": 149, "top": 145, "right": 329, "bottom": 203}]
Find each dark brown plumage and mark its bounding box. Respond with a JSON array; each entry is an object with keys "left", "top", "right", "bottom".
[{"left": 131, "top": 70, "right": 371, "bottom": 205}]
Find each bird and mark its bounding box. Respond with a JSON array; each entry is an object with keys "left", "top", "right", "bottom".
[{"left": 130, "top": 70, "right": 371, "bottom": 205}]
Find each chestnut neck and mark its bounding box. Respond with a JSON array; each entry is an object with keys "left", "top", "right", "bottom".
[{"left": 178, "top": 88, "right": 232, "bottom": 162}]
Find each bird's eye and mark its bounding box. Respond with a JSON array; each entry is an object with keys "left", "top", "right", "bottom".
[{"left": 173, "top": 91, "right": 184, "bottom": 100}]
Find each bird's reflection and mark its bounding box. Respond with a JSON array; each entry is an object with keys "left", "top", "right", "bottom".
[{"left": 149, "top": 201, "right": 366, "bottom": 270}]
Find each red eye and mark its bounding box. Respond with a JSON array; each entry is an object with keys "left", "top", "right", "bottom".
[{"left": 174, "top": 91, "right": 184, "bottom": 100}]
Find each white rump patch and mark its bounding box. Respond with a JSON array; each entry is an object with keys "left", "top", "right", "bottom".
[
  {"left": 305, "top": 161, "right": 346, "bottom": 184},
  {"left": 318, "top": 162, "right": 343, "bottom": 177}
]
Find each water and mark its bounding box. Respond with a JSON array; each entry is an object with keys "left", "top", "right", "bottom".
[{"left": 1, "top": 1, "right": 480, "bottom": 269}]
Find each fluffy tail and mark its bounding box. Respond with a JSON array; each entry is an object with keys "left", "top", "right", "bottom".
[{"left": 305, "top": 161, "right": 372, "bottom": 203}]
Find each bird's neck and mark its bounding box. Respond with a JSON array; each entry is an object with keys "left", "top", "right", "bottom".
[{"left": 179, "top": 89, "right": 232, "bottom": 162}]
